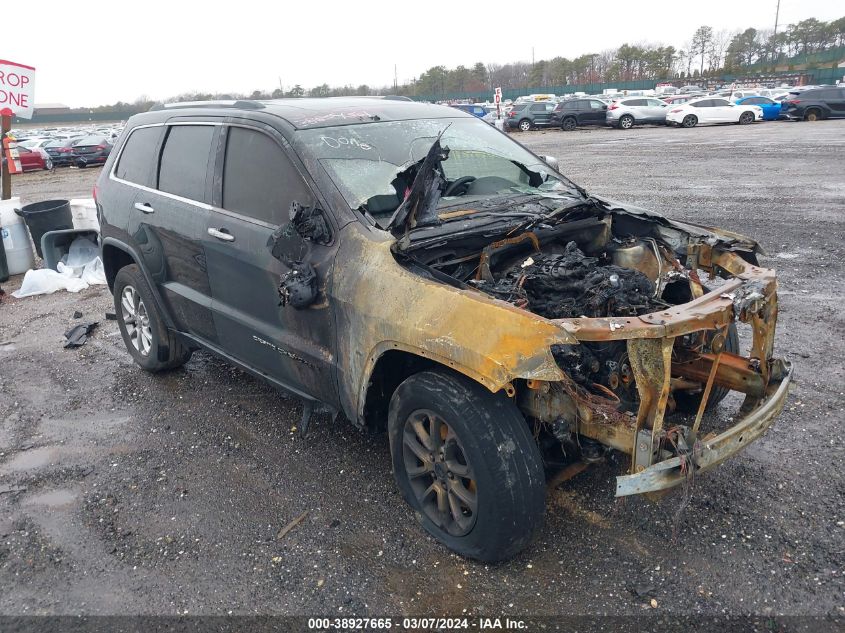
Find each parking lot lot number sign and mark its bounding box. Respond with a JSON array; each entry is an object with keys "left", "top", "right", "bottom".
[{"left": 0, "top": 59, "right": 36, "bottom": 119}]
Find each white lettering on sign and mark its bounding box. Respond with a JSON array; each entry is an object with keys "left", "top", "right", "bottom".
[{"left": 0, "top": 60, "right": 36, "bottom": 120}]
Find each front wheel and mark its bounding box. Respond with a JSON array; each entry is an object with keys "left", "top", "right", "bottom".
[
  {"left": 618, "top": 114, "right": 634, "bottom": 129},
  {"left": 738, "top": 111, "right": 755, "bottom": 125},
  {"left": 388, "top": 370, "right": 545, "bottom": 562},
  {"left": 518, "top": 119, "right": 531, "bottom": 132},
  {"left": 681, "top": 114, "right": 698, "bottom": 128}
]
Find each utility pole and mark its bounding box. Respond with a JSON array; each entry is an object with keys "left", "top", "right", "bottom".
[
  {"left": 532, "top": 47, "right": 535, "bottom": 66},
  {"left": 1, "top": 114, "right": 11, "bottom": 200},
  {"left": 772, "top": 0, "right": 782, "bottom": 61},
  {"left": 394, "top": 64, "right": 398, "bottom": 92}
]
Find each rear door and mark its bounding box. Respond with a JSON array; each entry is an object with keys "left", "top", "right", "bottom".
[
  {"left": 689, "top": 99, "right": 714, "bottom": 123},
  {"left": 204, "top": 122, "right": 339, "bottom": 404},
  {"left": 645, "top": 98, "right": 668, "bottom": 122},
  {"left": 126, "top": 121, "right": 220, "bottom": 343},
  {"left": 585, "top": 100, "right": 607, "bottom": 125},
  {"left": 529, "top": 103, "right": 552, "bottom": 126},
  {"left": 709, "top": 98, "right": 735, "bottom": 122}
]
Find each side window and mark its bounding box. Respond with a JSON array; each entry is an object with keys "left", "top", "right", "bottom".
[
  {"left": 711, "top": 99, "right": 730, "bottom": 107},
  {"left": 158, "top": 125, "right": 215, "bottom": 202},
  {"left": 114, "top": 126, "right": 161, "bottom": 187},
  {"left": 647, "top": 99, "right": 665, "bottom": 106},
  {"left": 693, "top": 100, "right": 712, "bottom": 108},
  {"left": 626, "top": 99, "right": 647, "bottom": 107},
  {"left": 589, "top": 100, "right": 605, "bottom": 109},
  {"left": 545, "top": 103, "right": 556, "bottom": 112},
  {"left": 222, "top": 126, "right": 312, "bottom": 225}
]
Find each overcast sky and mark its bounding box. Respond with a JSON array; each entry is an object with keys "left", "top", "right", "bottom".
[{"left": 8, "top": 0, "right": 843, "bottom": 107}]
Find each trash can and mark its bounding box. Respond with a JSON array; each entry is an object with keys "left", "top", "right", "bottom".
[
  {"left": 0, "top": 230, "right": 8, "bottom": 283},
  {"left": 15, "top": 199, "right": 73, "bottom": 258},
  {"left": 0, "top": 197, "right": 36, "bottom": 275}
]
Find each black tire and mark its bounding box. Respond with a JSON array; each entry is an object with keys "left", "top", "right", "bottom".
[
  {"left": 618, "top": 114, "right": 634, "bottom": 129},
  {"left": 681, "top": 114, "right": 698, "bottom": 128},
  {"left": 517, "top": 119, "right": 531, "bottom": 132},
  {"left": 738, "top": 111, "right": 755, "bottom": 125},
  {"left": 804, "top": 108, "right": 821, "bottom": 122},
  {"left": 561, "top": 117, "right": 577, "bottom": 131},
  {"left": 113, "top": 264, "right": 192, "bottom": 372},
  {"left": 674, "top": 323, "right": 740, "bottom": 413},
  {"left": 388, "top": 370, "right": 545, "bottom": 562}
]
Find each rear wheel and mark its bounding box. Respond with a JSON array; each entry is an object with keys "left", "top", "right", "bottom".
[
  {"left": 804, "top": 108, "right": 821, "bottom": 122},
  {"left": 738, "top": 111, "right": 755, "bottom": 125},
  {"left": 681, "top": 114, "right": 698, "bottom": 128},
  {"left": 561, "top": 117, "right": 577, "bottom": 131},
  {"left": 518, "top": 119, "right": 531, "bottom": 132},
  {"left": 388, "top": 370, "right": 545, "bottom": 562},
  {"left": 618, "top": 114, "right": 634, "bottom": 129},
  {"left": 113, "top": 264, "right": 192, "bottom": 372}
]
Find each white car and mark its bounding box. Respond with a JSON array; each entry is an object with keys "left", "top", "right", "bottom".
[{"left": 666, "top": 97, "right": 763, "bottom": 128}]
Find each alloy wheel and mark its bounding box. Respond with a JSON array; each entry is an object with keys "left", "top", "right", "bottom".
[
  {"left": 402, "top": 409, "right": 477, "bottom": 536},
  {"left": 120, "top": 285, "right": 153, "bottom": 357}
]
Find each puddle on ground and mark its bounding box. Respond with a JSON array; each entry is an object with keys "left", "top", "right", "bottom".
[
  {"left": 0, "top": 446, "right": 88, "bottom": 474},
  {"left": 23, "top": 488, "right": 77, "bottom": 509}
]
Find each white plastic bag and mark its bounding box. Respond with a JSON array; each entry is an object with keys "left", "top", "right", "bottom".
[
  {"left": 12, "top": 267, "right": 89, "bottom": 298},
  {"left": 63, "top": 236, "right": 99, "bottom": 274},
  {"left": 80, "top": 257, "right": 107, "bottom": 285}
]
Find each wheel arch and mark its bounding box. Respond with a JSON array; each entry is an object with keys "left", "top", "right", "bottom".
[
  {"left": 358, "top": 345, "right": 513, "bottom": 432},
  {"left": 101, "top": 237, "right": 176, "bottom": 331}
]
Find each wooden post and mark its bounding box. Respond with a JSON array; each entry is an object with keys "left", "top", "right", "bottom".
[{"left": 1, "top": 114, "right": 11, "bottom": 200}]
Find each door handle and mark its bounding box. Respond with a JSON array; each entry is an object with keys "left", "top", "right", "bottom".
[
  {"left": 134, "top": 202, "right": 154, "bottom": 214},
  {"left": 208, "top": 227, "right": 235, "bottom": 242}
]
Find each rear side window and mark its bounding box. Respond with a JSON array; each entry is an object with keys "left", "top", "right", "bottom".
[
  {"left": 624, "top": 99, "right": 647, "bottom": 107},
  {"left": 222, "top": 126, "right": 312, "bottom": 225},
  {"left": 814, "top": 89, "right": 840, "bottom": 100},
  {"left": 158, "top": 125, "right": 215, "bottom": 202},
  {"left": 114, "top": 126, "right": 161, "bottom": 187}
]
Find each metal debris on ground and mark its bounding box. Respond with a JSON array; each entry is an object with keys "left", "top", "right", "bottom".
[{"left": 64, "top": 321, "right": 99, "bottom": 348}]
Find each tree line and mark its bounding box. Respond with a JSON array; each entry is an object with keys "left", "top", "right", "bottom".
[{"left": 71, "top": 15, "right": 845, "bottom": 112}]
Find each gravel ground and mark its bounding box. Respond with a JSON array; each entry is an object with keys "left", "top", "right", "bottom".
[{"left": 0, "top": 121, "right": 843, "bottom": 621}]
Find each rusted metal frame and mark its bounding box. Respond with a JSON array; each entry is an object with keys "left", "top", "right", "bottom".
[
  {"left": 672, "top": 351, "right": 766, "bottom": 398},
  {"left": 476, "top": 232, "right": 540, "bottom": 282},
  {"left": 615, "top": 363, "right": 792, "bottom": 496},
  {"left": 517, "top": 384, "right": 637, "bottom": 454},
  {"left": 691, "top": 341, "right": 724, "bottom": 434},
  {"left": 626, "top": 337, "right": 675, "bottom": 471}
]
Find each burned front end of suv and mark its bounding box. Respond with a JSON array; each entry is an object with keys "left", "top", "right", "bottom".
[{"left": 299, "top": 115, "right": 791, "bottom": 499}]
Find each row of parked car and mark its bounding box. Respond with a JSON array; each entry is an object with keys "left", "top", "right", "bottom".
[
  {"left": 11, "top": 126, "right": 122, "bottom": 173},
  {"left": 501, "top": 85, "right": 845, "bottom": 131}
]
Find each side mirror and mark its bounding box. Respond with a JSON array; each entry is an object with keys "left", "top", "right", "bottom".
[
  {"left": 541, "top": 155, "right": 560, "bottom": 171},
  {"left": 288, "top": 201, "right": 331, "bottom": 245},
  {"left": 602, "top": 105, "right": 608, "bottom": 110}
]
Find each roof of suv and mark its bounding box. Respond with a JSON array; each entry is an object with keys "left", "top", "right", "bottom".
[{"left": 142, "top": 97, "right": 469, "bottom": 130}]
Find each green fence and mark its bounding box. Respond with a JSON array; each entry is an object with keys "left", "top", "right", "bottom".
[{"left": 12, "top": 109, "right": 142, "bottom": 126}]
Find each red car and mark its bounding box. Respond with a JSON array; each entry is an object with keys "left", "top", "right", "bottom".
[{"left": 16, "top": 146, "right": 53, "bottom": 172}]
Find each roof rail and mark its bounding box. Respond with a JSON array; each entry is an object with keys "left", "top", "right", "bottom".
[{"left": 148, "top": 100, "right": 265, "bottom": 112}]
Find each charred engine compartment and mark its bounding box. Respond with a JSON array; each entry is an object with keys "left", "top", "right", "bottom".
[{"left": 401, "top": 203, "right": 710, "bottom": 414}]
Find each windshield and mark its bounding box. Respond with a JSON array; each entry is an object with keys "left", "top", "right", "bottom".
[{"left": 296, "top": 118, "right": 580, "bottom": 220}]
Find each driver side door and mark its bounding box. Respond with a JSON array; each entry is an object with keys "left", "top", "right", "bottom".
[{"left": 204, "top": 122, "right": 340, "bottom": 405}]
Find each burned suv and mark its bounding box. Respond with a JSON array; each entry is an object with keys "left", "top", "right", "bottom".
[{"left": 97, "top": 99, "right": 792, "bottom": 561}]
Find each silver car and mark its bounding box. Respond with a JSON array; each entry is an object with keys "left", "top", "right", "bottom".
[{"left": 606, "top": 98, "right": 670, "bottom": 129}]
